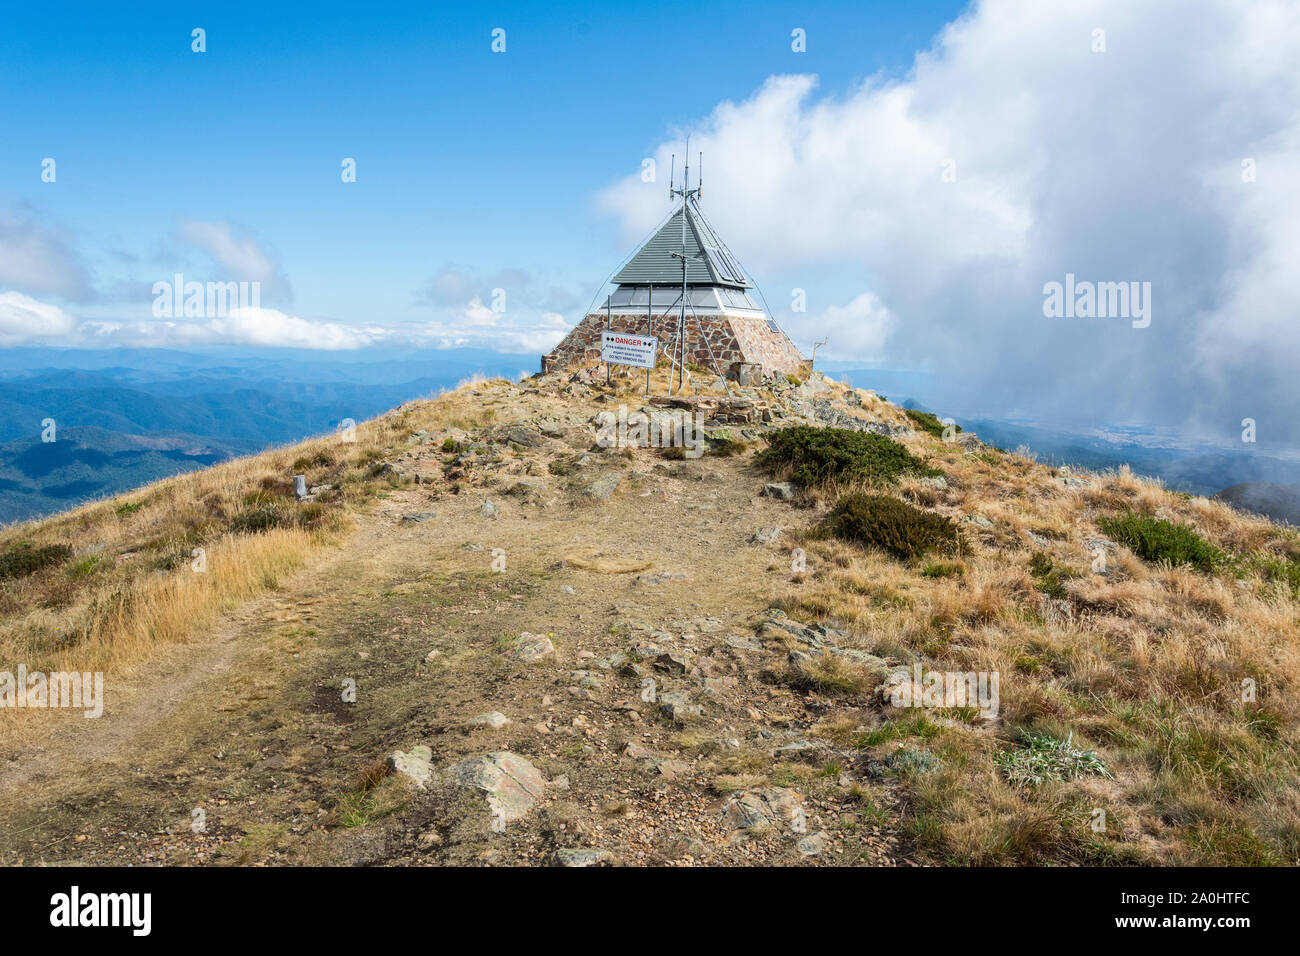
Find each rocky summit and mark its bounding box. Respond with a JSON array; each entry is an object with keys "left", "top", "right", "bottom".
[{"left": 0, "top": 363, "right": 1297, "bottom": 868}]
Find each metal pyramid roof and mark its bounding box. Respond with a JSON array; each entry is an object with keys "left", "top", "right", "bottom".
[{"left": 612, "top": 199, "right": 751, "bottom": 288}]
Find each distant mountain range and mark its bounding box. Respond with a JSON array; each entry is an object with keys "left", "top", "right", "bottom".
[
  {"left": 5, "top": 351, "right": 1298, "bottom": 528},
  {"left": 0, "top": 346, "right": 538, "bottom": 525},
  {"left": 833, "top": 366, "right": 1300, "bottom": 526},
  {"left": 1214, "top": 483, "right": 1300, "bottom": 528}
]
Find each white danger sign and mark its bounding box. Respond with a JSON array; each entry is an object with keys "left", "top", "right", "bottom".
[{"left": 600, "top": 331, "right": 658, "bottom": 369}]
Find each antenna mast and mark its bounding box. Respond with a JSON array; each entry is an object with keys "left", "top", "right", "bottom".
[
  {"left": 669, "top": 136, "right": 701, "bottom": 205},
  {"left": 668, "top": 136, "right": 704, "bottom": 393}
]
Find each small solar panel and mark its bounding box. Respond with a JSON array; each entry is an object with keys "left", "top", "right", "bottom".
[
  {"left": 705, "top": 248, "right": 735, "bottom": 282},
  {"left": 719, "top": 249, "right": 745, "bottom": 281}
]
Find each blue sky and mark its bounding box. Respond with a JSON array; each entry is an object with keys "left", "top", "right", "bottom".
[
  {"left": 0, "top": 0, "right": 965, "bottom": 347},
  {"left": 3, "top": 0, "right": 1298, "bottom": 444}
]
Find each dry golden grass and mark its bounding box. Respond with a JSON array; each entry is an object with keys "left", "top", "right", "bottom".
[
  {"left": 561, "top": 553, "right": 654, "bottom": 574},
  {"left": 0, "top": 378, "right": 519, "bottom": 690},
  {"left": 777, "top": 402, "right": 1300, "bottom": 865}
]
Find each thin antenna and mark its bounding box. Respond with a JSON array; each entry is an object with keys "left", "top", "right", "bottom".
[
  {"left": 669, "top": 139, "right": 701, "bottom": 205},
  {"left": 669, "top": 154, "right": 675, "bottom": 199},
  {"left": 698, "top": 151, "right": 703, "bottom": 200},
  {"left": 683, "top": 135, "right": 691, "bottom": 198}
]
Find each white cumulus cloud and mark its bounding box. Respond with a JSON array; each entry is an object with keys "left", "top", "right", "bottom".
[
  {"left": 598, "top": 0, "right": 1300, "bottom": 439},
  {"left": 174, "top": 220, "right": 292, "bottom": 301},
  {"left": 0, "top": 291, "right": 78, "bottom": 345}
]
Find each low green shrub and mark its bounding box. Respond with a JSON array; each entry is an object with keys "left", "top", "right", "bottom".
[
  {"left": 905, "top": 408, "right": 959, "bottom": 439},
  {"left": 819, "top": 493, "right": 962, "bottom": 561},
  {"left": 230, "top": 499, "right": 329, "bottom": 535},
  {"left": 0, "top": 543, "right": 74, "bottom": 579},
  {"left": 759, "top": 425, "right": 939, "bottom": 488},
  {"left": 1028, "top": 551, "right": 1075, "bottom": 599},
  {"left": 1098, "top": 510, "right": 1224, "bottom": 572},
  {"left": 1256, "top": 553, "right": 1300, "bottom": 595},
  {"left": 922, "top": 561, "right": 964, "bottom": 579}
]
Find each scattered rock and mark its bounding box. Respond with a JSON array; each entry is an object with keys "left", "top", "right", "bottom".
[
  {"left": 763, "top": 482, "right": 797, "bottom": 500},
  {"left": 749, "top": 526, "right": 783, "bottom": 544},
  {"left": 657, "top": 759, "right": 691, "bottom": 781},
  {"left": 481, "top": 499, "right": 498, "bottom": 517},
  {"left": 1083, "top": 536, "right": 1118, "bottom": 555},
  {"left": 400, "top": 511, "right": 436, "bottom": 524},
  {"left": 555, "top": 848, "right": 615, "bottom": 867},
  {"left": 584, "top": 473, "right": 622, "bottom": 500},
  {"left": 450, "top": 751, "right": 547, "bottom": 823},
  {"left": 720, "top": 787, "right": 802, "bottom": 831},
  {"left": 465, "top": 711, "right": 511, "bottom": 730},
  {"left": 496, "top": 425, "right": 545, "bottom": 449},
  {"left": 658, "top": 692, "right": 702, "bottom": 723},
  {"left": 506, "top": 632, "right": 555, "bottom": 663},
  {"left": 623, "top": 740, "right": 654, "bottom": 760},
  {"left": 798, "top": 830, "right": 831, "bottom": 856},
  {"left": 387, "top": 745, "right": 433, "bottom": 789}
]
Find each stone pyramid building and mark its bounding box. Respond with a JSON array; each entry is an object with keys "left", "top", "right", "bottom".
[{"left": 542, "top": 195, "right": 807, "bottom": 383}]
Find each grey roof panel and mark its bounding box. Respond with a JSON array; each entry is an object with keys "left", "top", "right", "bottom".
[{"left": 612, "top": 200, "right": 751, "bottom": 288}]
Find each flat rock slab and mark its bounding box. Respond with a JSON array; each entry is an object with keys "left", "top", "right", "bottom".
[
  {"left": 658, "top": 691, "right": 703, "bottom": 723},
  {"left": 555, "top": 848, "right": 616, "bottom": 867},
  {"left": 798, "top": 830, "right": 831, "bottom": 856},
  {"left": 720, "top": 787, "right": 803, "bottom": 831},
  {"left": 450, "top": 751, "right": 546, "bottom": 823},
  {"left": 506, "top": 632, "right": 555, "bottom": 663},
  {"left": 465, "top": 711, "right": 512, "bottom": 729},
  {"left": 584, "top": 474, "right": 622, "bottom": 500},
  {"left": 400, "top": 512, "right": 436, "bottom": 524},
  {"left": 387, "top": 745, "right": 433, "bottom": 789}
]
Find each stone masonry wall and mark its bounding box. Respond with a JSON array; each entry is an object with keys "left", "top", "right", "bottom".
[{"left": 542, "top": 311, "right": 805, "bottom": 377}]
